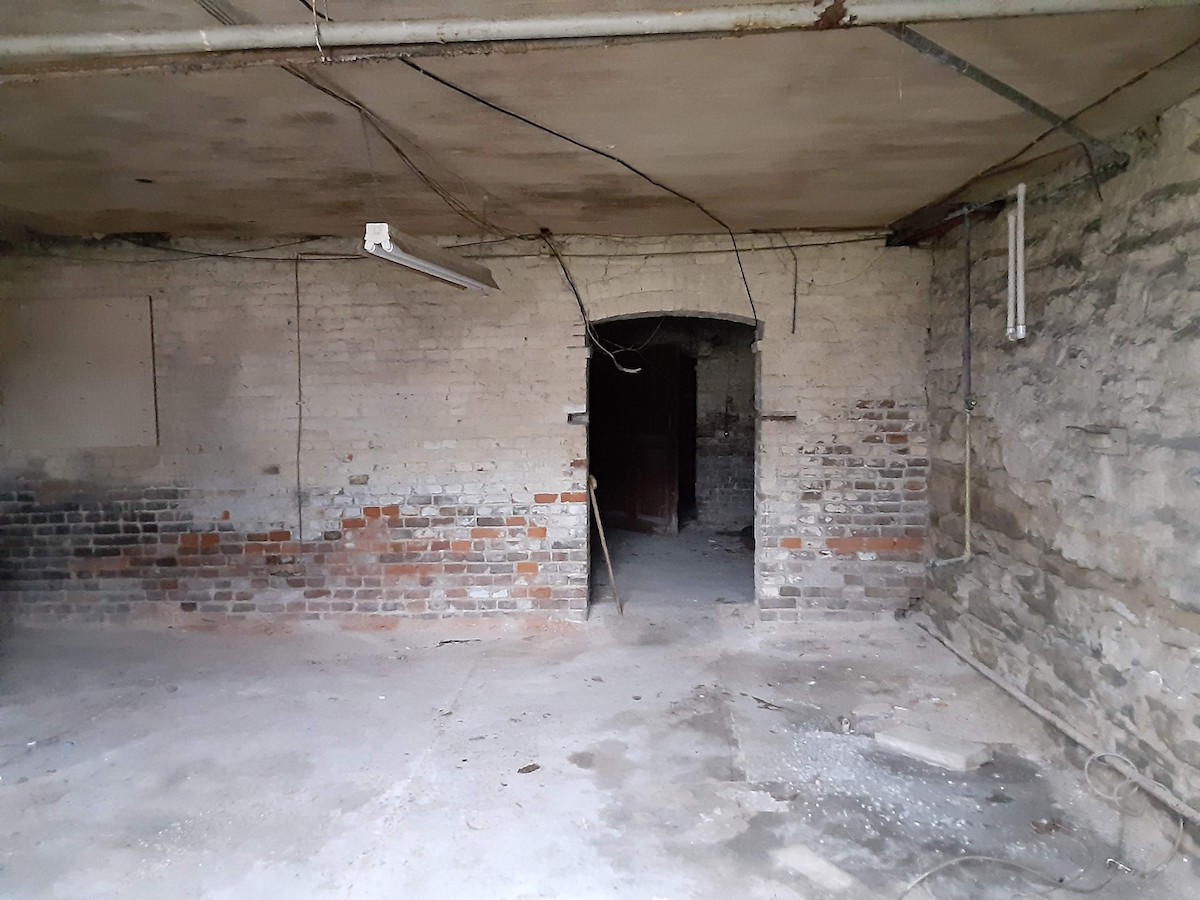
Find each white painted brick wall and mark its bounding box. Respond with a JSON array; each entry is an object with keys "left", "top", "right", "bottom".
[{"left": 1, "top": 231, "right": 930, "bottom": 621}]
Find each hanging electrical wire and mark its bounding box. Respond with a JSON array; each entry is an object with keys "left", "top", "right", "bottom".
[
  {"left": 113, "top": 236, "right": 322, "bottom": 259},
  {"left": 10, "top": 232, "right": 892, "bottom": 266},
  {"left": 194, "top": 0, "right": 511, "bottom": 238},
  {"left": 606, "top": 316, "right": 667, "bottom": 354},
  {"left": 540, "top": 232, "right": 641, "bottom": 375},
  {"left": 283, "top": 69, "right": 514, "bottom": 237},
  {"left": 286, "top": 2, "right": 759, "bottom": 318},
  {"left": 398, "top": 55, "right": 759, "bottom": 319},
  {"left": 295, "top": 0, "right": 332, "bottom": 22}
]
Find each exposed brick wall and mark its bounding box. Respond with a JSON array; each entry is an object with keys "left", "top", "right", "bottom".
[
  {"left": 1, "top": 486, "right": 583, "bottom": 623},
  {"left": 572, "top": 233, "right": 930, "bottom": 620},
  {"left": 1, "top": 231, "right": 929, "bottom": 624},
  {"left": 756, "top": 399, "right": 927, "bottom": 617},
  {"left": 924, "top": 97, "right": 1200, "bottom": 808}
]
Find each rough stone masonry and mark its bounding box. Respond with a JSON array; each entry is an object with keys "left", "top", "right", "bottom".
[
  {"left": 925, "top": 94, "right": 1200, "bottom": 813},
  {"left": 0, "top": 232, "right": 928, "bottom": 625}
]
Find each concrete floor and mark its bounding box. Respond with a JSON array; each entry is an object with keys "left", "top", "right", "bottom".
[{"left": 1, "top": 527, "right": 1195, "bottom": 899}]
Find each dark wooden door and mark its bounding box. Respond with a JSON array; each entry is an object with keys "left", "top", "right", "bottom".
[{"left": 589, "top": 345, "right": 681, "bottom": 534}]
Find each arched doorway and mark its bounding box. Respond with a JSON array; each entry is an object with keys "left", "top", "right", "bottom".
[{"left": 587, "top": 315, "right": 757, "bottom": 612}]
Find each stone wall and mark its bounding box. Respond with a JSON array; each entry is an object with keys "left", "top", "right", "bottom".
[
  {"left": 925, "top": 94, "right": 1200, "bottom": 810},
  {"left": 1, "top": 231, "right": 929, "bottom": 624}
]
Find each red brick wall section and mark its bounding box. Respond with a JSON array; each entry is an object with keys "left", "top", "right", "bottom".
[
  {"left": 757, "top": 399, "right": 928, "bottom": 619},
  {"left": 0, "top": 486, "right": 587, "bottom": 624}
]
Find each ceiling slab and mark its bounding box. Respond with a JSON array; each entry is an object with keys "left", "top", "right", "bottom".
[
  {"left": 0, "top": 5, "right": 1198, "bottom": 238},
  {"left": 1, "top": 0, "right": 212, "bottom": 35}
]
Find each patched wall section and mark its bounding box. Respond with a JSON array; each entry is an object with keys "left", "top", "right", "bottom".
[
  {"left": 1, "top": 233, "right": 929, "bottom": 624},
  {"left": 925, "top": 95, "right": 1200, "bottom": 810}
]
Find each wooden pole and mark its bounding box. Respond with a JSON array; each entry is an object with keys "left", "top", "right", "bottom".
[{"left": 588, "top": 475, "right": 623, "bottom": 615}]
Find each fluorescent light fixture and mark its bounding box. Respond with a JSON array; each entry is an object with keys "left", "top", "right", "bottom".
[{"left": 364, "top": 222, "right": 498, "bottom": 291}]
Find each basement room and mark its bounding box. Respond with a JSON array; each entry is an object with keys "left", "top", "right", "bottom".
[{"left": 1, "top": 1, "right": 1199, "bottom": 897}]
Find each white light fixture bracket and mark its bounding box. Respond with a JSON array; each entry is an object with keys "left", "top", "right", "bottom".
[{"left": 364, "top": 222, "right": 499, "bottom": 291}]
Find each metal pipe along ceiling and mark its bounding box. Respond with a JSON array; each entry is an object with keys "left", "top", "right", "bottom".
[{"left": 0, "top": 0, "right": 1197, "bottom": 66}]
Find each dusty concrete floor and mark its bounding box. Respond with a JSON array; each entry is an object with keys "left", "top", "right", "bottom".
[{"left": 1, "top": 527, "right": 1195, "bottom": 899}]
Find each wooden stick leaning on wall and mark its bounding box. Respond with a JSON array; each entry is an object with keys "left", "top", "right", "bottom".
[{"left": 587, "top": 475, "right": 623, "bottom": 615}]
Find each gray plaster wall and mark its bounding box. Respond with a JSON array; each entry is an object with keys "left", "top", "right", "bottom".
[{"left": 925, "top": 94, "right": 1200, "bottom": 811}]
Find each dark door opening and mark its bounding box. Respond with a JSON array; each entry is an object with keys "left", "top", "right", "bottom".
[
  {"left": 588, "top": 316, "right": 756, "bottom": 534},
  {"left": 590, "top": 342, "right": 694, "bottom": 534},
  {"left": 588, "top": 316, "right": 757, "bottom": 611}
]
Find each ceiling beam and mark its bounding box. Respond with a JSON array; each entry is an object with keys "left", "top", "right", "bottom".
[
  {"left": 1, "top": 1, "right": 1198, "bottom": 80},
  {"left": 879, "top": 23, "right": 1129, "bottom": 169}
]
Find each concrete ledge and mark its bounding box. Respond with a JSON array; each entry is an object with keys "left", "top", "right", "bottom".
[{"left": 874, "top": 724, "right": 993, "bottom": 771}]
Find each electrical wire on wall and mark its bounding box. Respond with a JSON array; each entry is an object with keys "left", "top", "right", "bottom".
[
  {"left": 147, "top": 294, "right": 161, "bottom": 445},
  {"left": 115, "top": 236, "right": 333, "bottom": 261},
  {"left": 769, "top": 231, "right": 800, "bottom": 334},
  {"left": 540, "top": 231, "right": 641, "bottom": 375},
  {"left": 14, "top": 232, "right": 890, "bottom": 266},
  {"left": 293, "top": 257, "right": 306, "bottom": 542},
  {"left": 451, "top": 232, "right": 888, "bottom": 259}
]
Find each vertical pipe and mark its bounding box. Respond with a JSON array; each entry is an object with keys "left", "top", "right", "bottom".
[
  {"left": 147, "top": 293, "right": 160, "bottom": 447},
  {"left": 963, "top": 210, "right": 973, "bottom": 406},
  {"left": 928, "top": 211, "right": 977, "bottom": 569},
  {"left": 1015, "top": 182, "right": 1027, "bottom": 340},
  {"left": 962, "top": 212, "right": 974, "bottom": 559},
  {"left": 294, "top": 257, "right": 305, "bottom": 542},
  {"left": 1006, "top": 212, "right": 1017, "bottom": 341},
  {"left": 963, "top": 413, "right": 972, "bottom": 557}
]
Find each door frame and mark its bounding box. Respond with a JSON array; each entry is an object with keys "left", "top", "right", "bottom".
[{"left": 584, "top": 311, "right": 762, "bottom": 618}]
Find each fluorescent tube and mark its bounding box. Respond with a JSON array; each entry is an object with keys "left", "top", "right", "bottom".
[{"left": 363, "top": 223, "right": 498, "bottom": 291}]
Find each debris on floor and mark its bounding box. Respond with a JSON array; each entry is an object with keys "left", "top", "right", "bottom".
[
  {"left": 874, "top": 723, "right": 994, "bottom": 771},
  {"left": 0, "top": 529, "right": 1193, "bottom": 899}
]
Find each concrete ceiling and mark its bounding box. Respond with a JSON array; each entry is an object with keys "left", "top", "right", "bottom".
[{"left": 1, "top": 2, "right": 1199, "bottom": 238}]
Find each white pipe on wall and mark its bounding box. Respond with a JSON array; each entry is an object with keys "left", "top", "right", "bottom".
[
  {"left": 1007, "top": 183, "right": 1028, "bottom": 342},
  {"left": 1006, "top": 212, "right": 1017, "bottom": 341},
  {"left": 1015, "top": 182, "right": 1028, "bottom": 340},
  {"left": 0, "top": 1, "right": 1196, "bottom": 68}
]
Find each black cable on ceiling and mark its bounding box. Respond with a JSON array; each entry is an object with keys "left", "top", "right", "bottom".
[
  {"left": 280, "top": 66, "right": 514, "bottom": 237},
  {"left": 450, "top": 232, "right": 889, "bottom": 256},
  {"left": 114, "top": 235, "right": 321, "bottom": 259},
  {"left": 193, "top": 0, "right": 512, "bottom": 238},
  {"left": 286, "top": 0, "right": 758, "bottom": 321},
  {"left": 296, "top": 0, "right": 332, "bottom": 22},
  {"left": 397, "top": 56, "right": 758, "bottom": 322}
]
